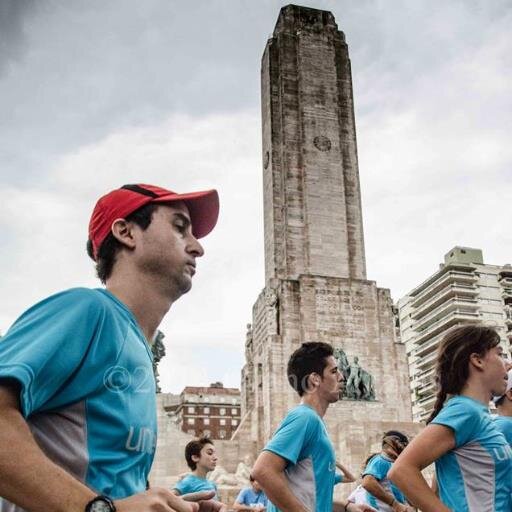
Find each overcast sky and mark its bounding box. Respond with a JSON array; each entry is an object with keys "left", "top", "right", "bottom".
[{"left": 1, "top": 0, "right": 511, "bottom": 394}]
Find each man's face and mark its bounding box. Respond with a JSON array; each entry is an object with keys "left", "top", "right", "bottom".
[
  {"left": 195, "top": 443, "right": 218, "bottom": 472},
  {"left": 319, "top": 355, "right": 343, "bottom": 403},
  {"left": 132, "top": 202, "right": 204, "bottom": 299}
]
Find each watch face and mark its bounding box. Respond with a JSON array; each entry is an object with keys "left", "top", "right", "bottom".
[{"left": 89, "top": 499, "right": 112, "bottom": 512}]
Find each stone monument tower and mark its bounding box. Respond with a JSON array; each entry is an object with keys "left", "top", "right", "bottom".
[{"left": 235, "top": 4, "right": 418, "bottom": 475}]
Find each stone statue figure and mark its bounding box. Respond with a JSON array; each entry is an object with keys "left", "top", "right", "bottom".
[
  {"left": 209, "top": 454, "right": 254, "bottom": 486},
  {"left": 346, "top": 356, "right": 362, "bottom": 399},
  {"left": 333, "top": 348, "right": 375, "bottom": 401},
  {"left": 151, "top": 330, "right": 166, "bottom": 393}
]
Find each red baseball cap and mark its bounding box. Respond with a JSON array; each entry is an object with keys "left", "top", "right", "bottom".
[{"left": 88, "top": 184, "right": 219, "bottom": 260}]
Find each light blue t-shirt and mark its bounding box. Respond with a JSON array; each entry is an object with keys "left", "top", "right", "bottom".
[
  {"left": 174, "top": 474, "right": 218, "bottom": 498},
  {"left": 362, "top": 454, "right": 405, "bottom": 511},
  {"left": 235, "top": 486, "right": 268, "bottom": 507},
  {"left": 263, "top": 404, "right": 336, "bottom": 512},
  {"left": 494, "top": 415, "right": 512, "bottom": 447},
  {"left": 0, "top": 288, "right": 157, "bottom": 507},
  {"left": 432, "top": 395, "right": 512, "bottom": 512}
]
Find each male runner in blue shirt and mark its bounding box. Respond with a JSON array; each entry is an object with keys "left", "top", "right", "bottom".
[
  {"left": 0, "top": 184, "right": 222, "bottom": 512},
  {"left": 252, "top": 342, "right": 375, "bottom": 512}
]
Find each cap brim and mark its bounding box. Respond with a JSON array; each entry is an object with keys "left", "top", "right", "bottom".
[{"left": 153, "top": 189, "right": 219, "bottom": 239}]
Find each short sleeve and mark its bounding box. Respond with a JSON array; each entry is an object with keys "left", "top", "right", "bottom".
[
  {"left": 263, "top": 407, "right": 317, "bottom": 465},
  {"left": 362, "top": 455, "right": 391, "bottom": 481},
  {"left": 173, "top": 476, "right": 191, "bottom": 495},
  {"left": 431, "top": 399, "right": 481, "bottom": 447},
  {"left": 235, "top": 488, "right": 249, "bottom": 504},
  {"left": 0, "top": 289, "right": 105, "bottom": 417},
  {"left": 334, "top": 472, "right": 344, "bottom": 484}
]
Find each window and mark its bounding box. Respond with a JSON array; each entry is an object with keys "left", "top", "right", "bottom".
[
  {"left": 220, "top": 419, "right": 226, "bottom": 426},
  {"left": 231, "top": 408, "right": 237, "bottom": 415},
  {"left": 187, "top": 418, "right": 195, "bottom": 425},
  {"left": 188, "top": 406, "right": 195, "bottom": 414},
  {"left": 220, "top": 408, "right": 226, "bottom": 415},
  {"left": 204, "top": 407, "right": 210, "bottom": 414},
  {"left": 232, "top": 419, "right": 238, "bottom": 426},
  {"left": 204, "top": 418, "right": 210, "bottom": 425}
]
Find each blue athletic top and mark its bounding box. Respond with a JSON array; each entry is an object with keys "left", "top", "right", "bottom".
[
  {"left": 0, "top": 288, "right": 157, "bottom": 506},
  {"left": 362, "top": 454, "right": 406, "bottom": 511},
  {"left": 432, "top": 395, "right": 512, "bottom": 511},
  {"left": 174, "top": 474, "right": 218, "bottom": 498},
  {"left": 235, "top": 487, "right": 268, "bottom": 506},
  {"left": 494, "top": 415, "right": 512, "bottom": 446},
  {"left": 263, "top": 404, "right": 336, "bottom": 512}
]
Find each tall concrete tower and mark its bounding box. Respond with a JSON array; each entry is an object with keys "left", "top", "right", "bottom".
[
  {"left": 261, "top": 4, "right": 366, "bottom": 283},
  {"left": 236, "top": 5, "right": 418, "bottom": 479}
]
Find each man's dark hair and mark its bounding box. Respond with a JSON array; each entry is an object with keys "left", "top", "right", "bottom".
[
  {"left": 185, "top": 437, "right": 213, "bottom": 471},
  {"left": 86, "top": 203, "right": 158, "bottom": 283},
  {"left": 287, "top": 341, "right": 334, "bottom": 397}
]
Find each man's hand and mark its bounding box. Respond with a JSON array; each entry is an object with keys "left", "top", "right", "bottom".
[
  {"left": 181, "top": 491, "right": 227, "bottom": 512},
  {"left": 116, "top": 488, "right": 226, "bottom": 512}
]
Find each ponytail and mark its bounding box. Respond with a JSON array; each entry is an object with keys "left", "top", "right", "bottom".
[{"left": 426, "top": 388, "right": 447, "bottom": 424}]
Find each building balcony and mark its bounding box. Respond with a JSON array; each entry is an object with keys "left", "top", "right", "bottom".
[
  {"left": 414, "top": 310, "right": 480, "bottom": 347},
  {"left": 415, "top": 350, "right": 437, "bottom": 372},
  {"left": 416, "top": 378, "right": 435, "bottom": 397},
  {"left": 414, "top": 299, "right": 479, "bottom": 333},
  {"left": 409, "top": 263, "right": 477, "bottom": 299},
  {"left": 413, "top": 332, "right": 444, "bottom": 359},
  {"left": 411, "top": 285, "right": 479, "bottom": 321},
  {"left": 417, "top": 393, "right": 436, "bottom": 407}
]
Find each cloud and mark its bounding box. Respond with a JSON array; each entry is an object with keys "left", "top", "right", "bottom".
[
  {"left": 0, "top": 111, "right": 263, "bottom": 393},
  {"left": 1, "top": 0, "right": 511, "bottom": 390},
  {"left": 0, "top": 0, "right": 35, "bottom": 77}
]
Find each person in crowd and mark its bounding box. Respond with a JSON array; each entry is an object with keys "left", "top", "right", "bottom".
[
  {"left": 251, "top": 341, "right": 376, "bottom": 512},
  {"left": 174, "top": 437, "right": 220, "bottom": 501},
  {"left": 389, "top": 324, "right": 512, "bottom": 512},
  {"left": 360, "top": 431, "right": 413, "bottom": 512},
  {"left": 493, "top": 368, "right": 512, "bottom": 446},
  {"left": 0, "top": 183, "right": 222, "bottom": 512},
  {"left": 232, "top": 475, "right": 268, "bottom": 511}
]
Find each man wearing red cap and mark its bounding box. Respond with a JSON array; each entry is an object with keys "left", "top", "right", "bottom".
[{"left": 0, "top": 184, "right": 222, "bottom": 512}]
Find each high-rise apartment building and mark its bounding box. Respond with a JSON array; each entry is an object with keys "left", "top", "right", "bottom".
[{"left": 398, "top": 246, "right": 512, "bottom": 422}]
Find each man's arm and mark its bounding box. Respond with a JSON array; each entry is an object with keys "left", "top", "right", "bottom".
[
  {"left": 335, "top": 461, "right": 356, "bottom": 483},
  {"left": 252, "top": 451, "right": 308, "bottom": 512},
  {"left": 0, "top": 383, "right": 215, "bottom": 512}
]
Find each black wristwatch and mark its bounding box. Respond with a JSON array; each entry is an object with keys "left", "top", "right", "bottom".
[{"left": 85, "top": 496, "right": 116, "bottom": 512}]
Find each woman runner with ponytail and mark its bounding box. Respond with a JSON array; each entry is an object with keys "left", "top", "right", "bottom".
[{"left": 388, "top": 324, "right": 512, "bottom": 511}]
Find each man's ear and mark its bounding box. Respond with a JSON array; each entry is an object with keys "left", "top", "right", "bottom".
[
  {"left": 111, "top": 218, "right": 137, "bottom": 250},
  {"left": 505, "top": 389, "right": 512, "bottom": 401}
]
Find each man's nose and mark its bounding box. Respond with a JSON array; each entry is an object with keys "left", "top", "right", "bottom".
[{"left": 188, "top": 234, "right": 204, "bottom": 257}]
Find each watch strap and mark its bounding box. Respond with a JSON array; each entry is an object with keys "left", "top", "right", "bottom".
[{"left": 85, "top": 495, "right": 116, "bottom": 512}]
